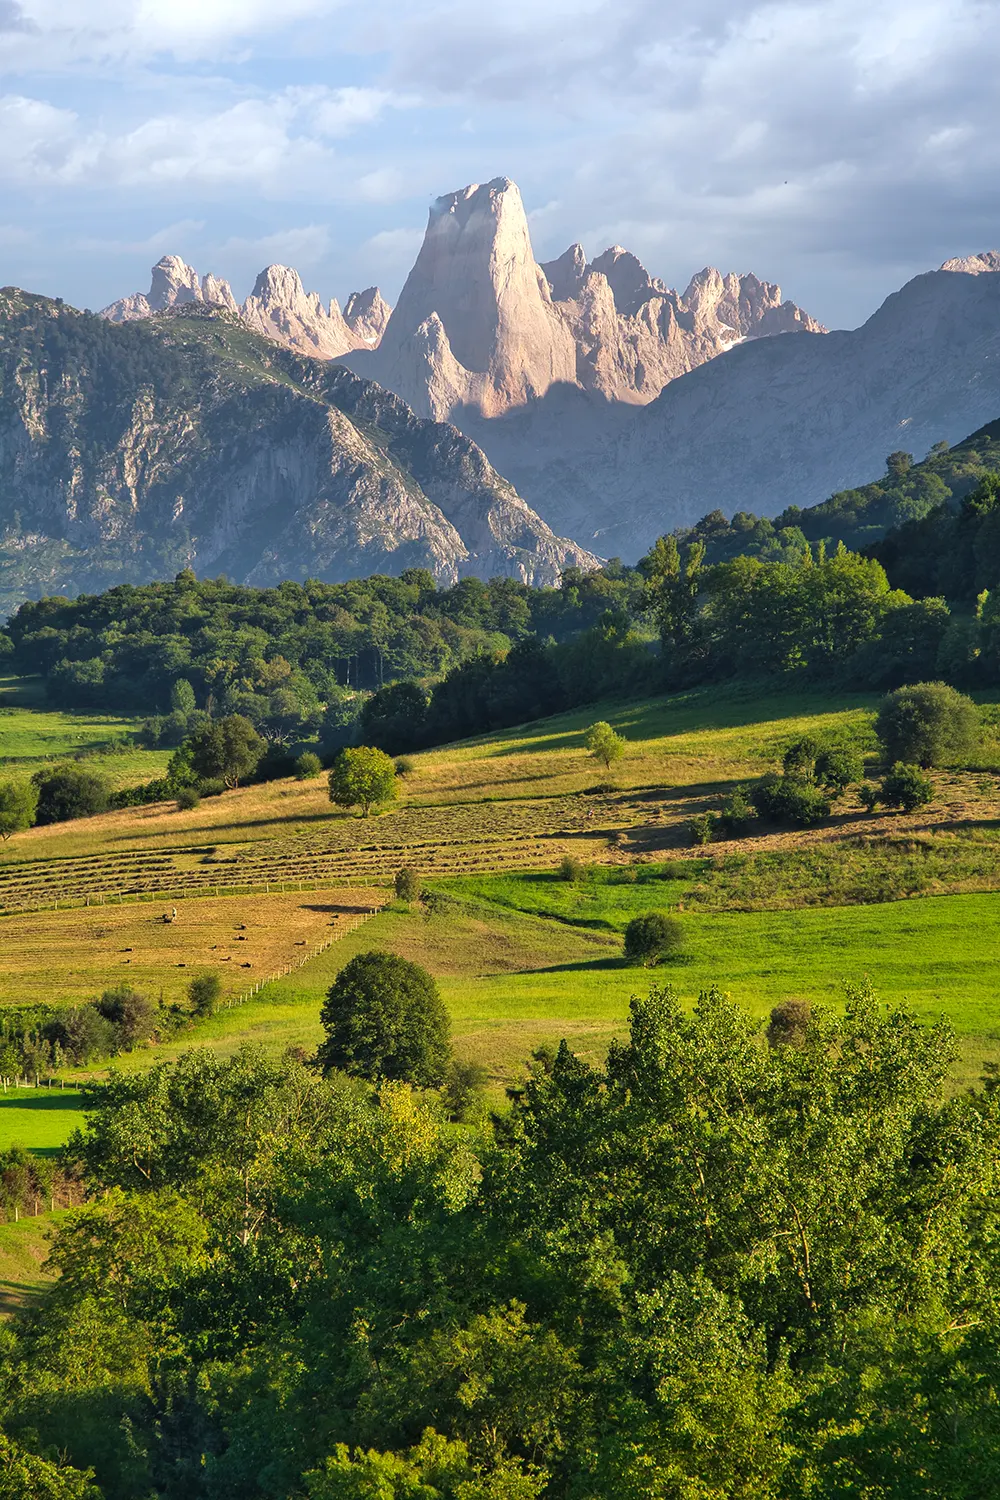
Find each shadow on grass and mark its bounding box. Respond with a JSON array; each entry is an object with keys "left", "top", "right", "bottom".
[{"left": 0, "top": 1095, "right": 83, "bottom": 1113}]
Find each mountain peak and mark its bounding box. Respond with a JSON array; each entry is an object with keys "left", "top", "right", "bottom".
[{"left": 942, "top": 250, "right": 1000, "bottom": 274}]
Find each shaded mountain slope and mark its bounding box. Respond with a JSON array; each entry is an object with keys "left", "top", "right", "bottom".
[{"left": 0, "top": 290, "right": 596, "bottom": 614}]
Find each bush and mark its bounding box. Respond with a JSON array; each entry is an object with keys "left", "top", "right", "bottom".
[
  {"left": 875, "top": 681, "right": 979, "bottom": 768},
  {"left": 750, "top": 773, "right": 831, "bottom": 827},
  {"left": 188, "top": 973, "right": 222, "bottom": 1017},
  {"left": 316, "top": 951, "right": 451, "bottom": 1086},
  {"left": 559, "top": 854, "right": 584, "bottom": 881},
  {"left": 394, "top": 868, "right": 422, "bottom": 903},
  {"left": 32, "top": 764, "right": 110, "bottom": 825},
  {"left": 879, "top": 762, "right": 934, "bottom": 814},
  {"left": 623, "top": 912, "right": 684, "bottom": 965},
  {"left": 858, "top": 782, "right": 881, "bottom": 812},
  {"left": 0, "top": 779, "right": 38, "bottom": 840},
  {"left": 176, "top": 786, "right": 200, "bottom": 811},
  {"left": 718, "top": 785, "right": 756, "bottom": 836},
  {"left": 394, "top": 756, "right": 416, "bottom": 776},
  {"left": 328, "top": 746, "right": 398, "bottom": 817},
  {"left": 782, "top": 736, "right": 819, "bottom": 781},
  {"left": 47, "top": 1003, "right": 116, "bottom": 1064},
  {"left": 586, "top": 720, "right": 626, "bottom": 771},
  {"left": 198, "top": 777, "right": 225, "bottom": 798},
  {"left": 441, "top": 1059, "right": 490, "bottom": 1121},
  {"left": 294, "top": 752, "right": 323, "bottom": 780},
  {"left": 689, "top": 811, "right": 717, "bottom": 846},
  {"left": 767, "top": 998, "right": 812, "bottom": 1048},
  {"left": 815, "top": 746, "right": 865, "bottom": 793},
  {"left": 94, "top": 985, "right": 156, "bottom": 1049}
]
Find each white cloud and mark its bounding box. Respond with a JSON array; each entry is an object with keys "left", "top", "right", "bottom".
[
  {"left": 216, "top": 224, "right": 331, "bottom": 267},
  {"left": 75, "top": 218, "right": 205, "bottom": 254}
]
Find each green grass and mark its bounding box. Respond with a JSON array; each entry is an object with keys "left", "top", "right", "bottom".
[
  {"left": 0, "top": 1088, "right": 85, "bottom": 1152},
  {"left": 0, "top": 675, "right": 170, "bottom": 790},
  {"left": 0, "top": 1211, "right": 66, "bottom": 1315}
]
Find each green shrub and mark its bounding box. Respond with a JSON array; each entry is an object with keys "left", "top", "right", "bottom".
[
  {"left": 815, "top": 746, "right": 865, "bottom": 793},
  {"left": 328, "top": 746, "right": 398, "bottom": 817},
  {"left": 718, "top": 785, "right": 756, "bottom": 836},
  {"left": 858, "top": 782, "right": 881, "bottom": 812},
  {"left": 586, "top": 720, "right": 626, "bottom": 770},
  {"left": 879, "top": 762, "right": 934, "bottom": 813},
  {"left": 875, "top": 681, "right": 979, "bottom": 768},
  {"left": 316, "top": 950, "right": 451, "bottom": 1086},
  {"left": 189, "top": 973, "right": 222, "bottom": 1017},
  {"left": 623, "top": 911, "right": 684, "bottom": 965},
  {"left": 176, "top": 786, "right": 200, "bottom": 811},
  {"left": 198, "top": 777, "right": 226, "bottom": 797},
  {"left": 32, "top": 764, "right": 110, "bottom": 825},
  {"left": 295, "top": 752, "right": 322, "bottom": 780},
  {"left": 394, "top": 868, "right": 422, "bottom": 903},
  {"left": 559, "top": 854, "right": 584, "bottom": 881},
  {"left": 750, "top": 773, "right": 831, "bottom": 827},
  {"left": 689, "top": 811, "right": 717, "bottom": 846},
  {"left": 0, "top": 779, "right": 38, "bottom": 840},
  {"left": 394, "top": 755, "right": 416, "bottom": 776},
  {"left": 782, "top": 736, "right": 819, "bottom": 781}
]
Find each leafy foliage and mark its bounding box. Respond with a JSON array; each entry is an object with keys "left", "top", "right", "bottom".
[
  {"left": 31, "top": 765, "right": 110, "bottom": 825},
  {"left": 585, "top": 720, "right": 626, "bottom": 770},
  {"left": 187, "top": 714, "right": 264, "bottom": 788},
  {"left": 328, "top": 745, "right": 398, "bottom": 816},
  {"left": 0, "top": 779, "right": 38, "bottom": 840},
  {"left": 875, "top": 681, "right": 980, "bottom": 767},
  {"left": 316, "top": 951, "right": 451, "bottom": 1086},
  {"left": 878, "top": 762, "right": 935, "bottom": 813},
  {"left": 623, "top": 911, "right": 684, "bottom": 964}
]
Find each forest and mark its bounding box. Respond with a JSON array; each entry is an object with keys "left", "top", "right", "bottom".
[{"left": 3, "top": 985, "right": 1000, "bottom": 1498}]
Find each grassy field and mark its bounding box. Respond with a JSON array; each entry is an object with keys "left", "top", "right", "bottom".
[
  {"left": 0, "top": 1088, "right": 85, "bottom": 1151},
  {"left": 0, "top": 675, "right": 170, "bottom": 790},
  {"left": 0, "top": 678, "right": 999, "bottom": 1110},
  {"left": 0, "top": 1212, "right": 65, "bottom": 1315},
  {"left": 0, "top": 888, "right": 383, "bottom": 1009}
]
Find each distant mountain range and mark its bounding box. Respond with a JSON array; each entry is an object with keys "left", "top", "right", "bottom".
[
  {"left": 0, "top": 289, "right": 595, "bottom": 615},
  {"left": 97, "top": 179, "right": 1000, "bottom": 566}
]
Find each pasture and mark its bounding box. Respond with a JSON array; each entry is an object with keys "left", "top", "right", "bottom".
[{"left": 1, "top": 678, "right": 999, "bottom": 1111}]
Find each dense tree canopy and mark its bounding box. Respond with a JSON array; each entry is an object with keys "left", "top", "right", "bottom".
[
  {"left": 4, "top": 989, "right": 1000, "bottom": 1499},
  {"left": 317, "top": 951, "right": 451, "bottom": 1086}
]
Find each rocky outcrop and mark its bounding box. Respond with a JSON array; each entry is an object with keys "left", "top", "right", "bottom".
[
  {"left": 942, "top": 250, "right": 1000, "bottom": 275},
  {"left": 348, "top": 179, "right": 579, "bottom": 420},
  {"left": 102, "top": 259, "right": 390, "bottom": 362},
  {"left": 344, "top": 287, "right": 391, "bottom": 345},
  {"left": 0, "top": 292, "right": 596, "bottom": 605},
  {"left": 240, "top": 265, "right": 358, "bottom": 359},
  {"left": 102, "top": 255, "right": 240, "bottom": 322}
]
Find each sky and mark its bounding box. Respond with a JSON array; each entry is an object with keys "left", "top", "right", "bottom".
[{"left": 1, "top": 0, "right": 999, "bottom": 330}]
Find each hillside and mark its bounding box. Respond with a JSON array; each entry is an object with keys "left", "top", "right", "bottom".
[
  {"left": 0, "top": 290, "right": 595, "bottom": 613},
  {"left": 673, "top": 421, "right": 1000, "bottom": 562},
  {"left": 491, "top": 264, "right": 1000, "bottom": 554}
]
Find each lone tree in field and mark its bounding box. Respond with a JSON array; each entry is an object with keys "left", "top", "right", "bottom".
[
  {"left": 188, "top": 715, "right": 264, "bottom": 788},
  {"left": 875, "top": 682, "right": 978, "bottom": 769},
  {"left": 328, "top": 746, "right": 398, "bottom": 817},
  {"left": 32, "top": 764, "right": 110, "bottom": 825},
  {"left": 0, "top": 780, "right": 38, "bottom": 840},
  {"left": 316, "top": 950, "right": 450, "bottom": 1086},
  {"left": 624, "top": 912, "right": 684, "bottom": 966},
  {"left": 586, "top": 720, "right": 626, "bottom": 772}
]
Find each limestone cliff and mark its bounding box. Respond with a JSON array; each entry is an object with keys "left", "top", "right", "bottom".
[
  {"left": 346, "top": 178, "right": 822, "bottom": 420},
  {"left": 0, "top": 290, "right": 596, "bottom": 609}
]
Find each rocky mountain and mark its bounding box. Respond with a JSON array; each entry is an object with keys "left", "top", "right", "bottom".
[
  {"left": 102, "top": 255, "right": 386, "bottom": 361},
  {"left": 519, "top": 261, "right": 1000, "bottom": 557},
  {"left": 0, "top": 289, "right": 596, "bottom": 613},
  {"left": 343, "top": 177, "right": 823, "bottom": 419}
]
